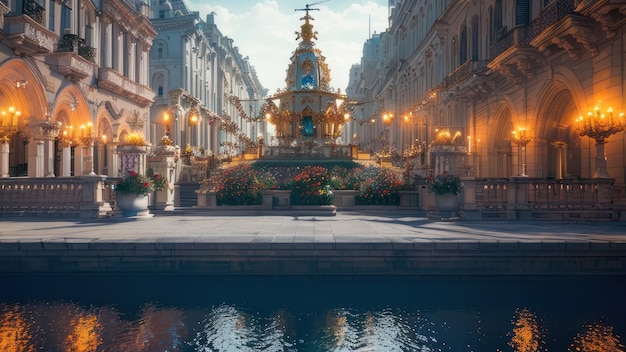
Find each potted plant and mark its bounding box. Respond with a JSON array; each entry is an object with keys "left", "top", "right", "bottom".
[
  {"left": 427, "top": 172, "right": 461, "bottom": 218},
  {"left": 426, "top": 172, "right": 461, "bottom": 195},
  {"left": 115, "top": 168, "right": 168, "bottom": 217}
]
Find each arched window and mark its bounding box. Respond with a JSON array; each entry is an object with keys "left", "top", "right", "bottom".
[
  {"left": 460, "top": 24, "right": 467, "bottom": 65},
  {"left": 471, "top": 16, "right": 479, "bottom": 60}
]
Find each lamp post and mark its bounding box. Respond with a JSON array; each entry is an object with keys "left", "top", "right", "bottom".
[
  {"left": 511, "top": 128, "right": 531, "bottom": 177},
  {"left": 382, "top": 112, "right": 393, "bottom": 145},
  {"left": 163, "top": 111, "right": 171, "bottom": 137},
  {"left": 381, "top": 112, "right": 393, "bottom": 166},
  {"left": 576, "top": 103, "right": 625, "bottom": 178},
  {"left": 188, "top": 106, "right": 199, "bottom": 146}
]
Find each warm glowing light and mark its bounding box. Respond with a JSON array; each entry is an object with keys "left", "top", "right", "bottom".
[
  {"left": 508, "top": 308, "right": 545, "bottom": 352},
  {"left": 0, "top": 305, "right": 35, "bottom": 352},
  {"left": 576, "top": 101, "right": 625, "bottom": 141},
  {"left": 576, "top": 102, "right": 624, "bottom": 177},
  {"left": 570, "top": 323, "right": 625, "bottom": 351},
  {"left": 511, "top": 128, "right": 531, "bottom": 146},
  {"left": 64, "top": 314, "right": 102, "bottom": 352},
  {"left": 382, "top": 113, "right": 393, "bottom": 125}
]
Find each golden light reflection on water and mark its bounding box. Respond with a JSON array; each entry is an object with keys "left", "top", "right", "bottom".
[
  {"left": 0, "top": 304, "right": 35, "bottom": 352},
  {"left": 569, "top": 322, "right": 625, "bottom": 352},
  {"left": 1, "top": 300, "right": 625, "bottom": 351},
  {"left": 64, "top": 314, "right": 102, "bottom": 352},
  {"left": 508, "top": 308, "right": 547, "bottom": 352}
]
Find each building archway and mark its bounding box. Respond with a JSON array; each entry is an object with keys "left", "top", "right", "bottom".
[
  {"left": 489, "top": 104, "right": 513, "bottom": 178},
  {"left": 536, "top": 87, "right": 580, "bottom": 179},
  {"left": 0, "top": 59, "right": 49, "bottom": 177},
  {"left": 52, "top": 86, "right": 91, "bottom": 176}
]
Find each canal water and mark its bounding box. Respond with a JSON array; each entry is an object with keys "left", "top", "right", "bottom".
[{"left": 1, "top": 274, "right": 624, "bottom": 351}]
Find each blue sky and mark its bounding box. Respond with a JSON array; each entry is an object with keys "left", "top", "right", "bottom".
[{"left": 185, "top": 0, "right": 389, "bottom": 94}]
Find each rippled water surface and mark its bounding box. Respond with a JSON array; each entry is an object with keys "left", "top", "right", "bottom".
[{"left": 1, "top": 275, "right": 625, "bottom": 351}]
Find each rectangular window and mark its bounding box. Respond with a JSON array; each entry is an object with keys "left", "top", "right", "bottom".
[
  {"left": 48, "top": 0, "right": 55, "bottom": 31},
  {"left": 158, "top": 87, "right": 163, "bottom": 96},
  {"left": 61, "top": 4, "right": 71, "bottom": 33}
]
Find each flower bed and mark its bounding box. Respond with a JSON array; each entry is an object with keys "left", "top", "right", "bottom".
[{"left": 205, "top": 162, "right": 411, "bottom": 207}]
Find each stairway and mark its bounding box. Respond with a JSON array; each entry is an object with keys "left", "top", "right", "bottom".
[{"left": 176, "top": 182, "right": 200, "bottom": 208}]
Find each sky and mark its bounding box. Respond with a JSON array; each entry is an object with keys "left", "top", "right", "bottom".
[{"left": 185, "top": 0, "right": 389, "bottom": 95}]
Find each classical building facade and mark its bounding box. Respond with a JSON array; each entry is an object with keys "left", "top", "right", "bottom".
[
  {"left": 347, "top": 0, "right": 626, "bottom": 199},
  {"left": 148, "top": 1, "right": 266, "bottom": 159},
  {"left": 0, "top": 0, "right": 156, "bottom": 178}
]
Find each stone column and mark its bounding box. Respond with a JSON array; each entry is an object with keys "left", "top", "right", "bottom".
[
  {"left": 45, "top": 138, "right": 55, "bottom": 177},
  {"left": 74, "top": 145, "right": 85, "bottom": 176},
  {"left": 102, "top": 16, "right": 112, "bottom": 68},
  {"left": 110, "top": 143, "right": 120, "bottom": 177},
  {"left": 36, "top": 140, "right": 44, "bottom": 177},
  {"left": 0, "top": 142, "right": 9, "bottom": 177},
  {"left": 61, "top": 145, "right": 72, "bottom": 176}
]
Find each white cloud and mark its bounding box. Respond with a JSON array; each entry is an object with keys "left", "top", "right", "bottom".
[{"left": 185, "top": 0, "right": 388, "bottom": 95}]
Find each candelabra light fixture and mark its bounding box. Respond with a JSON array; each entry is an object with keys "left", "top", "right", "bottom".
[
  {"left": 0, "top": 106, "right": 21, "bottom": 142},
  {"left": 40, "top": 114, "right": 62, "bottom": 138},
  {"left": 61, "top": 125, "right": 75, "bottom": 147},
  {"left": 511, "top": 127, "right": 531, "bottom": 177},
  {"left": 576, "top": 102, "right": 625, "bottom": 178},
  {"left": 79, "top": 122, "right": 95, "bottom": 146}
]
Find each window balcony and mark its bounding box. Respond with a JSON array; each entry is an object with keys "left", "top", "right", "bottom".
[
  {"left": 4, "top": 14, "right": 58, "bottom": 56},
  {"left": 47, "top": 52, "right": 96, "bottom": 82},
  {"left": 529, "top": 0, "right": 600, "bottom": 60},
  {"left": 488, "top": 26, "right": 542, "bottom": 83},
  {"left": 46, "top": 34, "right": 97, "bottom": 82},
  {"left": 98, "top": 67, "right": 154, "bottom": 107}
]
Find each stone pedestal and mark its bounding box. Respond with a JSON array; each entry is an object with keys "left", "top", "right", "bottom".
[
  {"left": 332, "top": 190, "right": 358, "bottom": 207},
  {"left": 117, "top": 145, "right": 148, "bottom": 175}
]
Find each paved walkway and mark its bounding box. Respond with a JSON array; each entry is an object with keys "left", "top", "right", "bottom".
[{"left": 1, "top": 211, "right": 626, "bottom": 275}]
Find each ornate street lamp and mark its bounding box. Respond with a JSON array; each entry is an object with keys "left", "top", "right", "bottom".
[
  {"left": 0, "top": 106, "right": 21, "bottom": 177},
  {"left": 511, "top": 127, "right": 531, "bottom": 177},
  {"left": 576, "top": 102, "right": 625, "bottom": 178}
]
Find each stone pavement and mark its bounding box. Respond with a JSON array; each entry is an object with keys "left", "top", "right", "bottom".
[{"left": 1, "top": 210, "right": 626, "bottom": 276}]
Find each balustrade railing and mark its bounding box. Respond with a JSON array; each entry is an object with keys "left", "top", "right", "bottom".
[
  {"left": 0, "top": 176, "right": 114, "bottom": 218},
  {"left": 465, "top": 177, "right": 614, "bottom": 212}
]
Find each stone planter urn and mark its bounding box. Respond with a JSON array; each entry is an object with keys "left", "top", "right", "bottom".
[
  {"left": 116, "top": 193, "right": 152, "bottom": 218},
  {"left": 434, "top": 192, "right": 459, "bottom": 219}
]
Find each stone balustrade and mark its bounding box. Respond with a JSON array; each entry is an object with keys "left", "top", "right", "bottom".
[
  {"left": 460, "top": 177, "right": 618, "bottom": 220},
  {"left": 0, "top": 176, "right": 113, "bottom": 218}
]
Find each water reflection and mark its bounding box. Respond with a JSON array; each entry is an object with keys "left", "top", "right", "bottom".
[
  {"left": 0, "top": 276, "right": 624, "bottom": 351},
  {"left": 0, "top": 304, "right": 35, "bottom": 352},
  {"left": 508, "top": 308, "right": 546, "bottom": 352},
  {"left": 319, "top": 308, "right": 440, "bottom": 351},
  {"left": 570, "top": 322, "right": 625, "bottom": 352}
]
